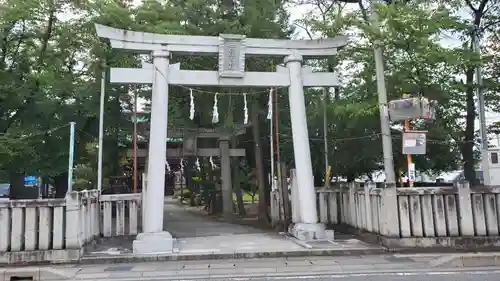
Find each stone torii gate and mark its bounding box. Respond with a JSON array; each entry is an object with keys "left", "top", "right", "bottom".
[
  {"left": 129, "top": 125, "right": 247, "bottom": 214},
  {"left": 95, "top": 24, "right": 347, "bottom": 254}
]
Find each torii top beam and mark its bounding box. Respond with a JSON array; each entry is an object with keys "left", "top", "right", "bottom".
[{"left": 94, "top": 24, "right": 348, "bottom": 58}]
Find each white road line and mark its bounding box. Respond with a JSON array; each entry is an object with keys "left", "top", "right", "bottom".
[{"left": 73, "top": 268, "right": 500, "bottom": 281}]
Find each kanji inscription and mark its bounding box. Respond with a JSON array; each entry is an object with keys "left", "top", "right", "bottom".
[{"left": 218, "top": 34, "right": 245, "bottom": 78}]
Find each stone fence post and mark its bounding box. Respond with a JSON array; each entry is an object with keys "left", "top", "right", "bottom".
[
  {"left": 457, "top": 181, "right": 474, "bottom": 236},
  {"left": 364, "top": 183, "right": 374, "bottom": 232},
  {"left": 379, "top": 184, "right": 399, "bottom": 237},
  {"left": 65, "top": 191, "right": 82, "bottom": 249}
]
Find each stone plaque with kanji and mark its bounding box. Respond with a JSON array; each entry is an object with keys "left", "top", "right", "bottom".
[{"left": 218, "top": 34, "right": 246, "bottom": 78}]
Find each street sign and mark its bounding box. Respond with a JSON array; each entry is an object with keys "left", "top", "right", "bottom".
[
  {"left": 402, "top": 131, "right": 426, "bottom": 155},
  {"left": 408, "top": 163, "right": 416, "bottom": 182},
  {"left": 389, "top": 97, "right": 436, "bottom": 121}
]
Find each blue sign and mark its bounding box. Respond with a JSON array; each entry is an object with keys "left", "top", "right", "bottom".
[
  {"left": 24, "top": 176, "right": 37, "bottom": 186},
  {"left": 0, "top": 183, "right": 9, "bottom": 196}
]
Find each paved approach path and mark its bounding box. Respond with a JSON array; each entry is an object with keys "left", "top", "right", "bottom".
[
  {"left": 161, "top": 197, "right": 307, "bottom": 254},
  {"left": 162, "top": 197, "right": 263, "bottom": 238},
  {"left": 85, "top": 197, "right": 380, "bottom": 256}
]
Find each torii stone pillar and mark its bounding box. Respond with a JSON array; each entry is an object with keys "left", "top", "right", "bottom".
[
  {"left": 285, "top": 52, "right": 325, "bottom": 240},
  {"left": 132, "top": 48, "right": 175, "bottom": 253}
]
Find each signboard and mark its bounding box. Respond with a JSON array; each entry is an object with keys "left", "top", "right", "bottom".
[
  {"left": 25, "top": 176, "right": 38, "bottom": 186},
  {"left": 388, "top": 97, "right": 437, "bottom": 122},
  {"left": 167, "top": 138, "right": 183, "bottom": 143},
  {"left": 0, "top": 183, "right": 9, "bottom": 197},
  {"left": 408, "top": 163, "right": 416, "bottom": 182},
  {"left": 402, "top": 132, "right": 426, "bottom": 155},
  {"left": 389, "top": 98, "right": 422, "bottom": 121},
  {"left": 218, "top": 34, "right": 246, "bottom": 78}
]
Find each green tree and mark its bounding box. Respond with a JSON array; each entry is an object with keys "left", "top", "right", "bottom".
[{"left": 293, "top": 0, "right": 466, "bottom": 181}]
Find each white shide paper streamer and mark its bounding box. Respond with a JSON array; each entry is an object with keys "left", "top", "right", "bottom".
[
  {"left": 212, "top": 93, "right": 219, "bottom": 123},
  {"left": 243, "top": 93, "right": 248, "bottom": 124},
  {"left": 209, "top": 156, "right": 217, "bottom": 169},
  {"left": 267, "top": 88, "right": 273, "bottom": 120},
  {"left": 189, "top": 89, "right": 195, "bottom": 120},
  {"left": 165, "top": 159, "right": 171, "bottom": 172},
  {"left": 195, "top": 158, "right": 201, "bottom": 171}
]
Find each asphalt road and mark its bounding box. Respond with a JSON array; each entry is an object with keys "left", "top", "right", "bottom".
[
  {"left": 227, "top": 271, "right": 500, "bottom": 281},
  {"left": 261, "top": 273, "right": 500, "bottom": 280},
  {"left": 138, "top": 270, "right": 500, "bottom": 281}
]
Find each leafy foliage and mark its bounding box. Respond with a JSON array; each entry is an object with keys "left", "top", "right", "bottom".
[{"left": 2, "top": 0, "right": 500, "bottom": 196}]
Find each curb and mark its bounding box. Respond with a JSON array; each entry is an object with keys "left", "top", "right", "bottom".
[
  {"left": 72, "top": 267, "right": 500, "bottom": 281},
  {"left": 77, "top": 247, "right": 388, "bottom": 265},
  {"left": 0, "top": 267, "right": 75, "bottom": 281},
  {"left": 37, "top": 266, "right": 500, "bottom": 281},
  {"left": 431, "top": 253, "right": 500, "bottom": 268}
]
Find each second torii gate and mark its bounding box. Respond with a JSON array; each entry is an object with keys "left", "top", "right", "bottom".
[
  {"left": 95, "top": 24, "right": 347, "bottom": 254},
  {"left": 128, "top": 125, "right": 247, "bottom": 213}
]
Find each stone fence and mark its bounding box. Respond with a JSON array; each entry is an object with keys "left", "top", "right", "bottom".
[
  {"left": 100, "top": 193, "right": 142, "bottom": 237},
  {"left": 0, "top": 190, "right": 142, "bottom": 264},
  {"left": 317, "top": 182, "right": 500, "bottom": 248}
]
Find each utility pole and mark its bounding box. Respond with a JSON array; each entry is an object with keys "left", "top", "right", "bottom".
[
  {"left": 97, "top": 71, "right": 106, "bottom": 195},
  {"left": 473, "top": 26, "right": 491, "bottom": 185},
  {"left": 371, "top": 0, "right": 396, "bottom": 185},
  {"left": 133, "top": 92, "right": 138, "bottom": 193},
  {"left": 323, "top": 87, "right": 329, "bottom": 176},
  {"left": 67, "top": 122, "right": 76, "bottom": 194}
]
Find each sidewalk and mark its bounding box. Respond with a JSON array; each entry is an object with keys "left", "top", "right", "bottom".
[
  {"left": 84, "top": 198, "right": 386, "bottom": 263},
  {"left": 83, "top": 232, "right": 387, "bottom": 264},
  {"left": 3, "top": 253, "right": 497, "bottom": 281}
]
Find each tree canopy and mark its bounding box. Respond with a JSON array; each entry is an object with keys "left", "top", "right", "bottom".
[{"left": 1, "top": 0, "right": 499, "bottom": 196}]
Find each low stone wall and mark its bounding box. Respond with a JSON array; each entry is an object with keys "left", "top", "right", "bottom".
[
  {"left": 0, "top": 190, "right": 144, "bottom": 264},
  {"left": 317, "top": 182, "right": 500, "bottom": 248},
  {"left": 0, "top": 190, "right": 99, "bottom": 264},
  {"left": 100, "top": 193, "right": 141, "bottom": 237}
]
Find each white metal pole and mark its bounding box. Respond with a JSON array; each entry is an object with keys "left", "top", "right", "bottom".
[
  {"left": 97, "top": 71, "right": 106, "bottom": 194},
  {"left": 323, "top": 87, "right": 329, "bottom": 176},
  {"left": 67, "top": 121, "right": 76, "bottom": 194},
  {"left": 269, "top": 90, "right": 275, "bottom": 188}
]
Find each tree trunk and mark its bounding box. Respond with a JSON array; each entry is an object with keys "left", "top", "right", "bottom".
[
  {"left": 9, "top": 171, "right": 25, "bottom": 199},
  {"left": 461, "top": 0, "right": 489, "bottom": 185},
  {"left": 251, "top": 98, "right": 269, "bottom": 222},
  {"left": 52, "top": 171, "right": 68, "bottom": 198},
  {"left": 313, "top": 169, "right": 323, "bottom": 187},
  {"left": 346, "top": 174, "right": 356, "bottom": 183}
]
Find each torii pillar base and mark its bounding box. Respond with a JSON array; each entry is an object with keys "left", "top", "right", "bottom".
[
  {"left": 289, "top": 223, "right": 330, "bottom": 241},
  {"left": 133, "top": 232, "right": 175, "bottom": 254}
]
